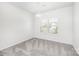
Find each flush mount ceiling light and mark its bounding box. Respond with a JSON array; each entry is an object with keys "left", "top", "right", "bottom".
[{"left": 35, "top": 14, "right": 41, "bottom": 17}]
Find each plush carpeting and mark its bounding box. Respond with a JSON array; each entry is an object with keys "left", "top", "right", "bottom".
[{"left": 0, "top": 38, "right": 78, "bottom": 56}]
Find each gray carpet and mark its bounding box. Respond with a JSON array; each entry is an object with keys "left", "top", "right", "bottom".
[{"left": 0, "top": 38, "right": 78, "bottom": 56}]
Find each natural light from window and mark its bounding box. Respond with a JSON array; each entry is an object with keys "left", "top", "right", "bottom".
[{"left": 40, "top": 17, "right": 58, "bottom": 34}]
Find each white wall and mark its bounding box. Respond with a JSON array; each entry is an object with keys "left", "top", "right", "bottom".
[
  {"left": 73, "top": 3, "right": 79, "bottom": 54},
  {"left": 0, "top": 3, "right": 73, "bottom": 51},
  {"left": 34, "top": 7, "right": 72, "bottom": 44},
  {"left": 0, "top": 3, "right": 34, "bottom": 50}
]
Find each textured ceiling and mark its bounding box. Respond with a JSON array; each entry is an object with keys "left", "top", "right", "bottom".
[{"left": 0, "top": 2, "right": 73, "bottom": 13}]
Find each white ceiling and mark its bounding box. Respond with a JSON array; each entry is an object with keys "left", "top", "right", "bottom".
[{"left": 0, "top": 2, "right": 73, "bottom": 14}]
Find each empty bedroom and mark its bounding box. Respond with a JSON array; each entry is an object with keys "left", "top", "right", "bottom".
[{"left": 0, "top": 2, "right": 79, "bottom": 56}]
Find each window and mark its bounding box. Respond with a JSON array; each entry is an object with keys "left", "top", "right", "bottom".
[{"left": 40, "top": 17, "right": 58, "bottom": 34}]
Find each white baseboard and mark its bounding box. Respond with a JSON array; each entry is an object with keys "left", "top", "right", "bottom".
[
  {"left": 33, "top": 36, "right": 72, "bottom": 45},
  {"left": 0, "top": 37, "right": 33, "bottom": 51}
]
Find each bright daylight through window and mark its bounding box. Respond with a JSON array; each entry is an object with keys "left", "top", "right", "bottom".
[{"left": 40, "top": 17, "right": 58, "bottom": 34}]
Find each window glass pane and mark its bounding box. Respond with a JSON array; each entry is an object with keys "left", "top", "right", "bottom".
[
  {"left": 49, "top": 25, "right": 58, "bottom": 34},
  {"left": 40, "top": 19, "right": 48, "bottom": 32},
  {"left": 40, "top": 17, "right": 58, "bottom": 34},
  {"left": 40, "top": 24, "right": 48, "bottom": 32},
  {"left": 48, "top": 17, "right": 58, "bottom": 34}
]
